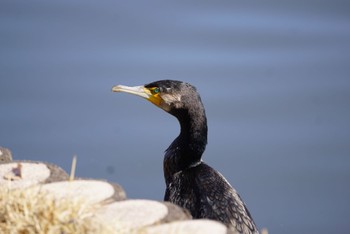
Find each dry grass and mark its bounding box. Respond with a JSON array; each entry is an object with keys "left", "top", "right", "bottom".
[
  {"left": 0, "top": 187, "right": 117, "bottom": 234},
  {"left": 0, "top": 156, "right": 143, "bottom": 234}
]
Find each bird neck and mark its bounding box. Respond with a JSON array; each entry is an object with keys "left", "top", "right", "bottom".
[{"left": 163, "top": 107, "right": 208, "bottom": 185}]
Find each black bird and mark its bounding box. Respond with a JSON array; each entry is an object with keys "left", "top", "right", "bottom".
[{"left": 112, "top": 80, "right": 258, "bottom": 233}]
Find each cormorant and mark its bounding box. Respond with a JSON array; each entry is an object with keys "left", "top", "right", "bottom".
[{"left": 112, "top": 80, "right": 258, "bottom": 233}]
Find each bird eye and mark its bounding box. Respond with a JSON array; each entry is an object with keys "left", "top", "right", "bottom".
[{"left": 153, "top": 87, "right": 160, "bottom": 94}]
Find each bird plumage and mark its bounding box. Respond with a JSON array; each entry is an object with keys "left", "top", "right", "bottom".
[{"left": 113, "top": 80, "right": 258, "bottom": 233}]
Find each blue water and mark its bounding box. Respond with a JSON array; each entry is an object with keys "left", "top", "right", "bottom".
[{"left": 1, "top": 1, "right": 350, "bottom": 233}]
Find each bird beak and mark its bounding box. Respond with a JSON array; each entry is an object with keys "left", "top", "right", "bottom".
[
  {"left": 112, "top": 85, "right": 150, "bottom": 99},
  {"left": 112, "top": 85, "right": 162, "bottom": 106}
]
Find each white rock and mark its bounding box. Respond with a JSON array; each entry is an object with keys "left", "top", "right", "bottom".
[
  {"left": 95, "top": 199, "right": 168, "bottom": 231},
  {"left": 37, "top": 180, "right": 116, "bottom": 204},
  {"left": 0, "top": 162, "right": 50, "bottom": 189},
  {"left": 145, "top": 219, "right": 227, "bottom": 234}
]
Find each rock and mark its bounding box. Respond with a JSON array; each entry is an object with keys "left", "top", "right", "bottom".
[
  {"left": 0, "top": 154, "right": 256, "bottom": 233},
  {"left": 1, "top": 162, "right": 50, "bottom": 189},
  {"left": 43, "top": 161, "right": 69, "bottom": 183},
  {"left": 161, "top": 201, "right": 192, "bottom": 222},
  {"left": 95, "top": 199, "right": 169, "bottom": 231},
  {"left": 145, "top": 219, "right": 228, "bottom": 234},
  {"left": 0, "top": 147, "right": 12, "bottom": 163},
  {"left": 74, "top": 178, "right": 127, "bottom": 201},
  {"left": 0, "top": 161, "right": 68, "bottom": 189},
  {"left": 35, "top": 179, "right": 126, "bottom": 204}
]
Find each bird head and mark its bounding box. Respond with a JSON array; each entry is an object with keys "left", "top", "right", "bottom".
[{"left": 112, "top": 80, "right": 197, "bottom": 113}]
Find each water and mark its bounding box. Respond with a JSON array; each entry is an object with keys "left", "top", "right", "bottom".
[{"left": 1, "top": 1, "right": 350, "bottom": 233}]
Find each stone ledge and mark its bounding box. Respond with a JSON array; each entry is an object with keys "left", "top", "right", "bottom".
[{"left": 0, "top": 146, "right": 231, "bottom": 233}]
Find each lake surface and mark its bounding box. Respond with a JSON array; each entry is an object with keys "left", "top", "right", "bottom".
[{"left": 1, "top": 1, "right": 350, "bottom": 233}]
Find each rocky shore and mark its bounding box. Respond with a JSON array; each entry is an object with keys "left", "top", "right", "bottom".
[{"left": 0, "top": 147, "right": 233, "bottom": 234}]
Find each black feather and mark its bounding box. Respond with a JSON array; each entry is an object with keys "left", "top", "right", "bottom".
[{"left": 145, "top": 80, "right": 258, "bottom": 233}]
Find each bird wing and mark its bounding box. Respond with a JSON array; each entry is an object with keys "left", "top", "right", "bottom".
[{"left": 196, "top": 163, "right": 258, "bottom": 233}]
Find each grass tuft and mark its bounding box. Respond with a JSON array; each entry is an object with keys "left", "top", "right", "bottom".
[{"left": 0, "top": 187, "right": 117, "bottom": 234}]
